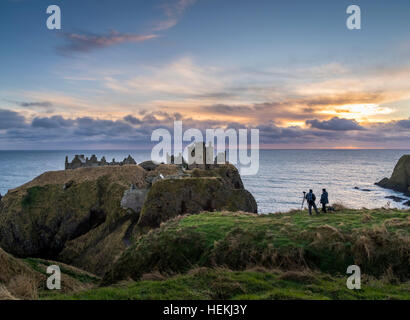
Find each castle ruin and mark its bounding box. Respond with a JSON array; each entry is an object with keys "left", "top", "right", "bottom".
[
  {"left": 166, "top": 142, "right": 227, "bottom": 167},
  {"left": 65, "top": 154, "right": 136, "bottom": 170}
]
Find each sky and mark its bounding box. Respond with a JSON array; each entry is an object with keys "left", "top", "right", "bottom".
[{"left": 1, "top": 0, "right": 410, "bottom": 149}]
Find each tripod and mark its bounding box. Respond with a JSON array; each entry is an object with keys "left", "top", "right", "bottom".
[{"left": 301, "top": 191, "right": 306, "bottom": 209}]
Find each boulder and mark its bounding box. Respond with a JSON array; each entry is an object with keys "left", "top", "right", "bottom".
[
  {"left": 139, "top": 160, "right": 159, "bottom": 171},
  {"left": 376, "top": 155, "right": 410, "bottom": 196}
]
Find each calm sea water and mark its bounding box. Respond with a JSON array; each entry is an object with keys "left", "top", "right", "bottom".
[{"left": 0, "top": 150, "right": 409, "bottom": 213}]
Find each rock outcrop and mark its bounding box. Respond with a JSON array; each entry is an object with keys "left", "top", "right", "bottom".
[
  {"left": 376, "top": 155, "right": 410, "bottom": 196},
  {"left": 0, "top": 162, "right": 256, "bottom": 276},
  {"left": 139, "top": 176, "right": 257, "bottom": 228},
  {"left": 139, "top": 160, "right": 159, "bottom": 172}
]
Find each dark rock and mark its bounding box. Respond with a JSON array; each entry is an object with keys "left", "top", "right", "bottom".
[
  {"left": 139, "top": 160, "right": 159, "bottom": 171},
  {"left": 354, "top": 187, "right": 371, "bottom": 192},
  {"left": 376, "top": 155, "right": 410, "bottom": 196},
  {"left": 63, "top": 180, "right": 74, "bottom": 190},
  {"left": 386, "top": 195, "right": 406, "bottom": 203}
]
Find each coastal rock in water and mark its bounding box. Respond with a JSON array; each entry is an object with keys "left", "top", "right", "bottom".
[
  {"left": 376, "top": 155, "right": 410, "bottom": 196},
  {"left": 354, "top": 187, "right": 372, "bottom": 192},
  {"left": 385, "top": 195, "right": 406, "bottom": 203}
]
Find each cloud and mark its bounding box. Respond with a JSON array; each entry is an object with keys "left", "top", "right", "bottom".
[
  {"left": 0, "top": 109, "right": 26, "bottom": 129},
  {"left": 1, "top": 109, "right": 410, "bottom": 150},
  {"left": 32, "top": 116, "right": 75, "bottom": 129},
  {"left": 73, "top": 117, "right": 136, "bottom": 137},
  {"left": 202, "top": 104, "right": 254, "bottom": 115},
  {"left": 306, "top": 117, "right": 364, "bottom": 131},
  {"left": 100, "top": 58, "right": 410, "bottom": 128},
  {"left": 154, "top": 0, "right": 196, "bottom": 31},
  {"left": 396, "top": 119, "right": 410, "bottom": 129},
  {"left": 58, "top": 30, "right": 158, "bottom": 53},
  {"left": 16, "top": 101, "right": 53, "bottom": 108},
  {"left": 123, "top": 115, "right": 142, "bottom": 125}
]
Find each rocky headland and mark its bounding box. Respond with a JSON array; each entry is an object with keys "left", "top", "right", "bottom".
[
  {"left": 376, "top": 155, "right": 410, "bottom": 197},
  {"left": 0, "top": 162, "right": 256, "bottom": 278},
  {"left": 1, "top": 156, "right": 409, "bottom": 300}
]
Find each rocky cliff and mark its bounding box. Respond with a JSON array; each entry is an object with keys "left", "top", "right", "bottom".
[
  {"left": 0, "top": 163, "right": 256, "bottom": 276},
  {"left": 376, "top": 155, "right": 410, "bottom": 196}
]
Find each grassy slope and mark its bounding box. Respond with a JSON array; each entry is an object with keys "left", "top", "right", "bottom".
[
  {"left": 44, "top": 208, "right": 410, "bottom": 300},
  {"left": 0, "top": 249, "right": 101, "bottom": 299},
  {"left": 104, "top": 208, "right": 409, "bottom": 282},
  {"left": 44, "top": 268, "right": 410, "bottom": 300}
]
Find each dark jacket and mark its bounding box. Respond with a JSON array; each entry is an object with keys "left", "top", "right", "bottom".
[
  {"left": 320, "top": 192, "right": 329, "bottom": 204},
  {"left": 306, "top": 192, "right": 316, "bottom": 204}
]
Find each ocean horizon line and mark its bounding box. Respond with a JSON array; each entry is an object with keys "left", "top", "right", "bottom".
[{"left": 1, "top": 148, "right": 410, "bottom": 152}]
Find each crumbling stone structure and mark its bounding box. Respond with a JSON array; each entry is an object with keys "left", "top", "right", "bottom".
[
  {"left": 166, "top": 142, "right": 227, "bottom": 169},
  {"left": 65, "top": 154, "right": 136, "bottom": 170}
]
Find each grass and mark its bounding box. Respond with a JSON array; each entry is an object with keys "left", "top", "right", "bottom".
[
  {"left": 21, "top": 186, "right": 44, "bottom": 208},
  {"left": 24, "top": 258, "right": 100, "bottom": 284},
  {"left": 43, "top": 268, "right": 410, "bottom": 300},
  {"left": 103, "top": 209, "right": 410, "bottom": 285},
  {"left": 4, "top": 208, "right": 409, "bottom": 300}
]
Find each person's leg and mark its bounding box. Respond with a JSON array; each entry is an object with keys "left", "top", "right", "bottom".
[
  {"left": 308, "top": 204, "right": 312, "bottom": 215},
  {"left": 313, "top": 202, "right": 319, "bottom": 214},
  {"left": 322, "top": 203, "right": 326, "bottom": 213}
]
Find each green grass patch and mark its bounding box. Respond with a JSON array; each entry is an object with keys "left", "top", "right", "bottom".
[
  {"left": 104, "top": 209, "right": 410, "bottom": 284},
  {"left": 24, "top": 258, "right": 100, "bottom": 284},
  {"left": 21, "top": 186, "right": 45, "bottom": 208},
  {"left": 43, "top": 268, "right": 410, "bottom": 300}
]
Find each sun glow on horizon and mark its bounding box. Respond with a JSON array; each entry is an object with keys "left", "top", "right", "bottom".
[{"left": 320, "top": 104, "right": 394, "bottom": 122}]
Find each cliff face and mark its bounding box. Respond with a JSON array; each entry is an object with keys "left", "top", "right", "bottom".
[
  {"left": 0, "top": 163, "right": 256, "bottom": 276},
  {"left": 0, "top": 165, "right": 150, "bottom": 276},
  {"left": 376, "top": 155, "right": 410, "bottom": 196},
  {"left": 139, "top": 165, "right": 257, "bottom": 228}
]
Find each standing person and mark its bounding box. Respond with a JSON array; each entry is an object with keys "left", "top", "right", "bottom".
[
  {"left": 306, "top": 189, "right": 319, "bottom": 215},
  {"left": 320, "top": 189, "right": 329, "bottom": 213}
]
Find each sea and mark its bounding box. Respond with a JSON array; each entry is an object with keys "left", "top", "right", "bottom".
[{"left": 0, "top": 150, "right": 409, "bottom": 214}]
